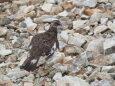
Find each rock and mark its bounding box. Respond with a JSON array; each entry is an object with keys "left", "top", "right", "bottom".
[
  {"left": 23, "top": 74, "right": 35, "bottom": 82},
  {"left": 68, "top": 35, "right": 86, "bottom": 47},
  {"left": 54, "top": 75, "right": 90, "bottom": 86},
  {"left": 63, "top": 45, "right": 84, "bottom": 55},
  {"left": 84, "top": 8, "right": 102, "bottom": 16},
  {"left": 58, "top": 41, "right": 67, "bottom": 51},
  {"left": 41, "top": 3, "right": 53, "bottom": 12},
  {"left": 73, "top": 20, "right": 88, "bottom": 30},
  {"left": 45, "top": 0, "right": 57, "bottom": 4},
  {"left": 73, "top": 0, "right": 97, "bottom": 7},
  {"left": 60, "top": 31, "right": 69, "bottom": 43},
  {"left": 7, "top": 68, "right": 29, "bottom": 82},
  {"left": 107, "top": 21, "right": 115, "bottom": 33},
  {"left": 24, "top": 17, "right": 37, "bottom": 30},
  {"left": 0, "top": 81, "right": 13, "bottom": 86},
  {"left": 86, "top": 38, "right": 104, "bottom": 57},
  {"left": 94, "top": 25, "right": 108, "bottom": 34},
  {"left": 53, "top": 72, "right": 62, "bottom": 81},
  {"left": 97, "top": 0, "right": 109, "bottom": 3},
  {"left": 58, "top": 10, "right": 69, "bottom": 17},
  {"left": 0, "top": 18, "right": 11, "bottom": 26},
  {"left": 46, "top": 52, "right": 65, "bottom": 66},
  {"left": 0, "top": 74, "right": 11, "bottom": 81},
  {"left": 24, "top": 82, "right": 34, "bottom": 86},
  {"left": 101, "top": 66, "right": 115, "bottom": 72},
  {"left": 100, "top": 18, "right": 108, "bottom": 25},
  {"left": 34, "top": 15, "right": 57, "bottom": 23},
  {"left": 90, "top": 79, "right": 113, "bottom": 86},
  {"left": 0, "top": 49, "right": 12, "bottom": 56},
  {"left": 90, "top": 13, "right": 102, "bottom": 22},
  {"left": 0, "top": 27, "right": 8, "bottom": 37},
  {"left": 23, "top": 5, "right": 35, "bottom": 14},
  {"left": 103, "top": 38, "right": 115, "bottom": 55},
  {"left": 83, "top": 0, "right": 97, "bottom": 7}
]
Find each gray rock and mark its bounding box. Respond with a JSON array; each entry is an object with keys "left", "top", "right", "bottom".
[
  {"left": 90, "top": 79, "right": 113, "bottom": 86},
  {"left": 41, "top": 3, "right": 53, "bottom": 12},
  {"left": 73, "top": 20, "right": 88, "bottom": 30},
  {"left": 54, "top": 75, "right": 90, "bottom": 86},
  {"left": 0, "top": 18, "right": 11, "bottom": 26},
  {"left": 107, "top": 21, "right": 115, "bottom": 33},
  {"left": 90, "top": 13, "right": 102, "bottom": 22},
  {"left": 101, "top": 18, "right": 108, "bottom": 24},
  {"left": 86, "top": 38, "right": 105, "bottom": 57},
  {"left": 60, "top": 30, "right": 69, "bottom": 43},
  {"left": 7, "top": 68, "right": 29, "bottom": 82},
  {"left": 68, "top": 35, "right": 86, "bottom": 47},
  {"left": 0, "top": 49, "right": 12, "bottom": 56},
  {"left": 45, "top": 0, "right": 57, "bottom": 4},
  {"left": 104, "top": 38, "right": 115, "bottom": 55},
  {"left": 24, "top": 17, "right": 37, "bottom": 30},
  {"left": 94, "top": 25, "right": 108, "bottom": 34},
  {"left": 22, "top": 74, "right": 35, "bottom": 82},
  {"left": 83, "top": 0, "right": 97, "bottom": 7},
  {"left": 0, "top": 27, "right": 8, "bottom": 37},
  {"left": 58, "top": 10, "right": 69, "bottom": 17},
  {"left": 63, "top": 45, "right": 84, "bottom": 55},
  {"left": 53, "top": 72, "right": 62, "bottom": 81}
]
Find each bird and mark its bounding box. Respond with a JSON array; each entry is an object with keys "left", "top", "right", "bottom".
[{"left": 20, "top": 20, "right": 62, "bottom": 72}]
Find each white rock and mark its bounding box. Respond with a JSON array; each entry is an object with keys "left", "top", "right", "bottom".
[
  {"left": 100, "top": 18, "right": 108, "bottom": 24},
  {"left": 97, "top": 0, "right": 108, "bottom": 3},
  {"left": 24, "top": 82, "right": 34, "bottom": 86},
  {"left": 0, "top": 49, "right": 12, "bottom": 56},
  {"left": 41, "top": 3, "right": 53, "bottom": 12},
  {"left": 101, "top": 66, "right": 115, "bottom": 72},
  {"left": 45, "top": 0, "right": 57, "bottom": 4},
  {"left": 46, "top": 52, "right": 65, "bottom": 66},
  {"left": 54, "top": 75, "right": 90, "bottom": 86},
  {"left": 64, "top": 45, "right": 84, "bottom": 55},
  {"left": 53, "top": 72, "right": 62, "bottom": 81},
  {"left": 83, "top": 0, "right": 97, "bottom": 7},
  {"left": 7, "top": 68, "right": 29, "bottom": 82},
  {"left": 24, "top": 17, "right": 37, "bottom": 30},
  {"left": 107, "top": 21, "right": 115, "bottom": 33},
  {"left": 90, "top": 13, "right": 102, "bottom": 22},
  {"left": 73, "top": 20, "right": 87, "bottom": 30},
  {"left": 86, "top": 38, "right": 105, "bottom": 56},
  {"left": 35, "top": 15, "right": 57, "bottom": 22},
  {"left": 68, "top": 35, "right": 86, "bottom": 47},
  {"left": 60, "top": 31, "right": 69, "bottom": 43},
  {"left": 94, "top": 25, "right": 108, "bottom": 34},
  {"left": 0, "top": 27, "right": 8, "bottom": 36},
  {"left": 23, "top": 5, "right": 35, "bottom": 14},
  {"left": 104, "top": 38, "right": 115, "bottom": 55},
  {"left": 58, "top": 10, "right": 69, "bottom": 17}
]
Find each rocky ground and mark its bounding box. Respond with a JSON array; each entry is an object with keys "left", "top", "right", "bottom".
[{"left": 0, "top": 0, "right": 115, "bottom": 86}]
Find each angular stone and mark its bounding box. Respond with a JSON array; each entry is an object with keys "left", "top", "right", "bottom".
[
  {"left": 24, "top": 82, "right": 34, "bottom": 86},
  {"left": 60, "top": 31, "right": 69, "bottom": 43},
  {"left": 24, "top": 17, "right": 37, "bottom": 30},
  {"left": 107, "top": 21, "right": 115, "bottom": 33},
  {"left": 0, "top": 27, "right": 8, "bottom": 37},
  {"left": 0, "top": 49, "right": 12, "bottom": 56},
  {"left": 104, "top": 38, "right": 115, "bottom": 55},
  {"left": 73, "top": 20, "right": 87, "bottom": 30},
  {"left": 54, "top": 75, "right": 90, "bottom": 86},
  {"left": 94, "top": 25, "right": 108, "bottom": 34},
  {"left": 41, "top": 3, "right": 53, "bottom": 12},
  {"left": 58, "top": 10, "right": 69, "bottom": 17}
]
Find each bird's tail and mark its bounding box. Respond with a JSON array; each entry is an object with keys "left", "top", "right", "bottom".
[{"left": 20, "top": 57, "right": 38, "bottom": 72}]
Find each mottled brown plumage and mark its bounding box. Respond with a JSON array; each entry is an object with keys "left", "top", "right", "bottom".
[{"left": 20, "top": 20, "right": 61, "bottom": 71}]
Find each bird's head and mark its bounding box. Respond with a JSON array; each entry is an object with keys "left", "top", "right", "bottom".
[{"left": 50, "top": 20, "right": 62, "bottom": 33}]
